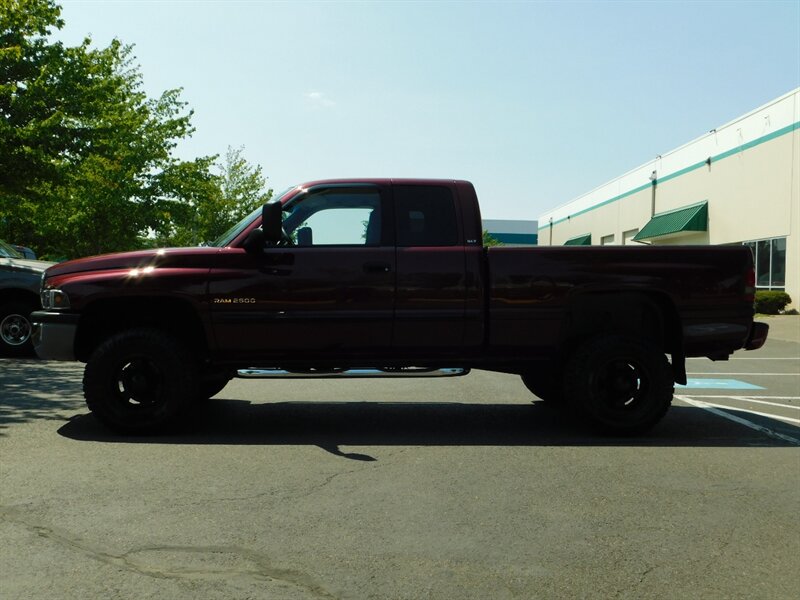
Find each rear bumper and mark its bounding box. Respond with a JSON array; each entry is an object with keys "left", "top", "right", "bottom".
[
  {"left": 31, "top": 311, "right": 79, "bottom": 361},
  {"left": 744, "top": 321, "right": 769, "bottom": 351}
]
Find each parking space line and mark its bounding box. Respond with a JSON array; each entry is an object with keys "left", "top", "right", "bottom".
[
  {"left": 676, "top": 395, "right": 800, "bottom": 445},
  {"left": 689, "top": 402, "right": 800, "bottom": 425},
  {"left": 713, "top": 397, "right": 800, "bottom": 410},
  {"left": 677, "top": 394, "right": 800, "bottom": 401},
  {"left": 686, "top": 373, "right": 799, "bottom": 376},
  {"left": 687, "top": 357, "right": 799, "bottom": 360}
]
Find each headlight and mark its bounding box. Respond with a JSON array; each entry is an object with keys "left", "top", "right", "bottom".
[{"left": 41, "top": 289, "right": 71, "bottom": 310}]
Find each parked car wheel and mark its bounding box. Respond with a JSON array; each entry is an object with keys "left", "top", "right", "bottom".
[
  {"left": 564, "top": 335, "right": 674, "bottom": 434},
  {"left": 0, "top": 301, "right": 37, "bottom": 357},
  {"left": 83, "top": 328, "right": 198, "bottom": 434}
]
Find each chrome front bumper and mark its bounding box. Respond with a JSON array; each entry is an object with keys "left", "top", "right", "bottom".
[{"left": 31, "top": 311, "right": 79, "bottom": 361}]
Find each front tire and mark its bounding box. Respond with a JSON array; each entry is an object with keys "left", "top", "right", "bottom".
[
  {"left": 0, "top": 301, "right": 37, "bottom": 357},
  {"left": 194, "top": 373, "right": 232, "bottom": 402},
  {"left": 83, "top": 328, "right": 198, "bottom": 434},
  {"left": 564, "top": 335, "right": 674, "bottom": 434}
]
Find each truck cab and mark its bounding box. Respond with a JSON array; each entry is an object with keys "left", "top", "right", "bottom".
[{"left": 209, "top": 180, "right": 484, "bottom": 363}]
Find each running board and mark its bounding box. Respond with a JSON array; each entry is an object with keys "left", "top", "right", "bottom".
[{"left": 236, "top": 367, "right": 470, "bottom": 379}]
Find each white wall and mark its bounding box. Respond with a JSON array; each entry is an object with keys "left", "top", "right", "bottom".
[{"left": 537, "top": 88, "right": 799, "bottom": 307}]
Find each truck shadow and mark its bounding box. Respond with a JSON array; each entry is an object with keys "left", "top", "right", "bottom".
[
  {"left": 3, "top": 359, "right": 796, "bottom": 449},
  {"left": 56, "top": 397, "right": 800, "bottom": 449}
]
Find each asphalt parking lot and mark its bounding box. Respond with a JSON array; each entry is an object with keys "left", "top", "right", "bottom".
[{"left": 1, "top": 317, "right": 798, "bottom": 599}]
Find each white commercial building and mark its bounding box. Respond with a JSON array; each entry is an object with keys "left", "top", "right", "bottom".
[
  {"left": 538, "top": 88, "right": 799, "bottom": 308},
  {"left": 483, "top": 219, "right": 538, "bottom": 246}
]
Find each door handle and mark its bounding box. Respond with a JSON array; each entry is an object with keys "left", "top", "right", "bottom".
[
  {"left": 259, "top": 267, "right": 292, "bottom": 276},
  {"left": 363, "top": 262, "right": 392, "bottom": 274}
]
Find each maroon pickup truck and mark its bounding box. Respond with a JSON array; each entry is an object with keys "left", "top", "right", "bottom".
[{"left": 32, "top": 179, "right": 768, "bottom": 434}]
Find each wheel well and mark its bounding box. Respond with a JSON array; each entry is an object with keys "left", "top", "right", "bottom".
[
  {"left": 75, "top": 297, "right": 209, "bottom": 362},
  {"left": 564, "top": 292, "right": 682, "bottom": 355}
]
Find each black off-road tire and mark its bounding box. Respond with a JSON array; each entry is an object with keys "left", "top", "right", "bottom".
[
  {"left": 83, "top": 328, "right": 198, "bottom": 434},
  {"left": 0, "top": 301, "right": 37, "bottom": 357},
  {"left": 194, "top": 373, "right": 232, "bottom": 402},
  {"left": 520, "top": 364, "right": 564, "bottom": 405},
  {"left": 564, "top": 335, "right": 674, "bottom": 435}
]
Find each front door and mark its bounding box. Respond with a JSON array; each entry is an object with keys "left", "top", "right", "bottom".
[{"left": 209, "top": 184, "right": 395, "bottom": 362}]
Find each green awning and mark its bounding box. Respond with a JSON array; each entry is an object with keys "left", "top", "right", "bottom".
[
  {"left": 633, "top": 201, "right": 708, "bottom": 242},
  {"left": 564, "top": 233, "right": 592, "bottom": 246}
]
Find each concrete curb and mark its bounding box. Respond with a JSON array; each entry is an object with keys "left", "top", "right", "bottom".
[{"left": 755, "top": 315, "right": 800, "bottom": 344}]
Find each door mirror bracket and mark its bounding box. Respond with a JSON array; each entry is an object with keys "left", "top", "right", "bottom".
[{"left": 242, "top": 228, "right": 265, "bottom": 255}]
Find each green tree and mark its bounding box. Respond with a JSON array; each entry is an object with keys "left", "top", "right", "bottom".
[
  {"left": 0, "top": 0, "right": 220, "bottom": 258},
  {"left": 164, "top": 146, "right": 273, "bottom": 247},
  {"left": 1, "top": 0, "right": 79, "bottom": 197}
]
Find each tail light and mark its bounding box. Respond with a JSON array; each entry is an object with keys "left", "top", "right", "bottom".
[{"left": 744, "top": 263, "right": 756, "bottom": 303}]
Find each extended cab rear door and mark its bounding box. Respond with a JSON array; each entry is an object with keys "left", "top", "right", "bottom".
[{"left": 392, "top": 183, "right": 477, "bottom": 350}]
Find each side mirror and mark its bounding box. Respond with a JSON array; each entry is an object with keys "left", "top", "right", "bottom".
[
  {"left": 262, "top": 201, "right": 283, "bottom": 243},
  {"left": 242, "top": 228, "right": 265, "bottom": 255}
]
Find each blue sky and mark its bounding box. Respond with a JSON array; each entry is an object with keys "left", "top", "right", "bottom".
[{"left": 56, "top": 1, "right": 800, "bottom": 220}]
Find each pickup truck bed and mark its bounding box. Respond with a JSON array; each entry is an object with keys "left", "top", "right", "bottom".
[{"left": 488, "top": 245, "right": 757, "bottom": 360}]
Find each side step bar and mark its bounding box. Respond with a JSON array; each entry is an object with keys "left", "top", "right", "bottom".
[{"left": 237, "top": 367, "right": 470, "bottom": 379}]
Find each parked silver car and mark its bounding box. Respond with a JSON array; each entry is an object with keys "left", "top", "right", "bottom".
[{"left": 0, "top": 240, "right": 53, "bottom": 356}]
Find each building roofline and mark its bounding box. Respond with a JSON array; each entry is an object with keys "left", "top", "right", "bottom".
[{"left": 539, "top": 87, "right": 800, "bottom": 225}]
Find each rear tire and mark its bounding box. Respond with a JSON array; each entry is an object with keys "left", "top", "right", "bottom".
[
  {"left": 520, "top": 363, "right": 564, "bottom": 404},
  {"left": 564, "top": 335, "right": 673, "bottom": 434},
  {"left": 83, "top": 328, "right": 198, "bottom": 434},
  {"left": 0, "top": 301, "right": 37, "bottom": 357}
]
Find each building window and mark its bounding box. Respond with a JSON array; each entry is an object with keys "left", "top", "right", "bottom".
[
  {"left": 622, "top": 229, "right": 639, "bottom": 245},
  {"left": 743, "top": 238, "right": 786, "bottom": 290},
  {"left": 601, "top": 234, "right": 615, "bottom": 246}
]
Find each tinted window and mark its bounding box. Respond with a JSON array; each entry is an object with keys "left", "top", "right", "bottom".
[
  {"left": 771, "top": 237, "right": 786, "bottom": 287},
  {"left": 394, "top": 185, "right": 458, "bottom": 247},
  {"left": 283, "top": 189, "right": 382, "bottom": 246},
  {"left": 756, "top": 240, "right": 771, "bottom": 287},
  {"left": 743, "top": 237, "right": 787, "bottom": 290}
]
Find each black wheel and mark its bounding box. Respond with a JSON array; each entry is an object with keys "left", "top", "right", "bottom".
[
  {"left": 194, "top": 373, "right": 232, "bottom": 401},
  {"left": 520, "top": 363, "right": 564, "bottom": 404},
  {"left": 0, "top": 301, "right": 36, "bottom": 357},
  {"left": 564, "top": 335, "right": 674, "bottom": 434},
  {"left": 83, "top": 328, "right": 198, "bottom": 434}
]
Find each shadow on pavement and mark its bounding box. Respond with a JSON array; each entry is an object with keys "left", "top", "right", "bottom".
[
  {"left": 4, "top": 358, "right": 797, "bottom": 449},
  {"left": 0, "top": 359, "right": 84, "bottom": 434},
  {"left": 56, "top": 396, "right": 800, "bottom": 449}
]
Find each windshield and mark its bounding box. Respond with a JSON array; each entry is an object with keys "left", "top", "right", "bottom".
[
  {"left": 210, "top": 206, "right": 262, "bottom": 248},
  {"left": 210, "top": 187, "right": 296, "bottom": 248},
  {"left": 0, "top": 239, "right": 23, "bottom": 259}
]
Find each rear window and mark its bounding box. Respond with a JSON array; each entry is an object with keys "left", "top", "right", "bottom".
[{"left": 394, "top": 185, "right": 458, "bottom": 247}]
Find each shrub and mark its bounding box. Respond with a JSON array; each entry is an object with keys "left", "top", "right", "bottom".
[
  {"left": 483, "top": 231, "right": 503, "bottom": 247},
  {"left": 755, "top": 291, "right": 792, "bottom": 314}
]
